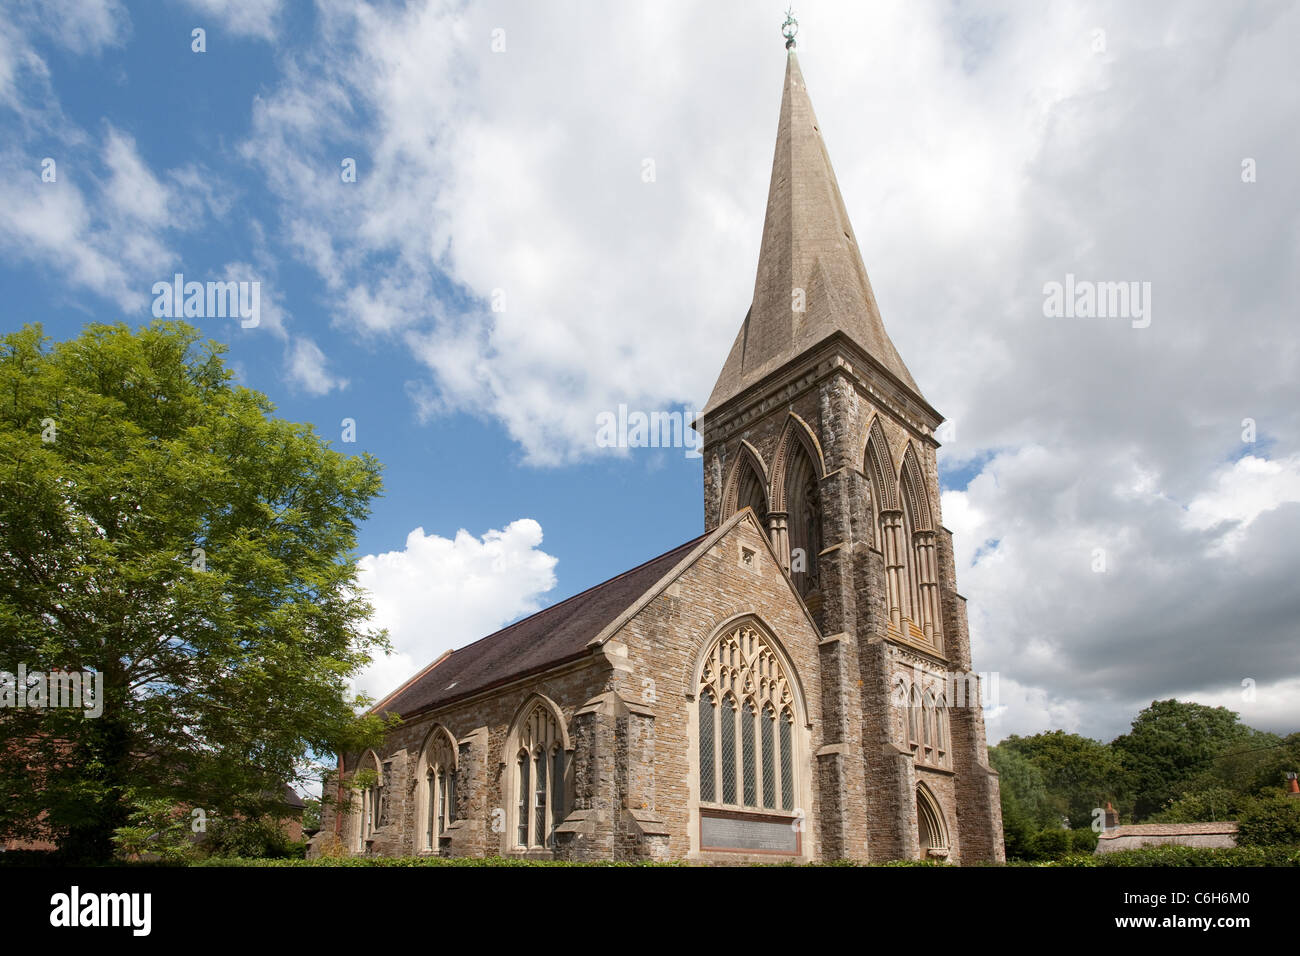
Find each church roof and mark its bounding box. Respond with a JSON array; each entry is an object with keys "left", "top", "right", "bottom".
[
  {"left": 374, "top": 532, "right": 709, "bottom": 719},
  {"left": 704, "top": 52, "right": 923, "bottom": 414}
]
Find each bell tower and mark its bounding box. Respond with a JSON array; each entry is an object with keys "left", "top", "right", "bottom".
[{"left": 697, "top": 29, "right": 1004, "bottom": 862}]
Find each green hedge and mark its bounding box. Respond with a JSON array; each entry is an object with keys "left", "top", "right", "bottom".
[{"left": 1053, "top": 845, "right": 1300, "bottom": 867}]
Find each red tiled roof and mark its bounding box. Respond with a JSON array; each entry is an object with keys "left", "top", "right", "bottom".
[{"left": 377, "top": 534, "right": 709, "bottom": 719}]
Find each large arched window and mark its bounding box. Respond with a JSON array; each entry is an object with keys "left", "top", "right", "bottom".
[
  {"left": 509, "top": 700, "right": 567, "bottom": 850},
  {"left": 417, "top": 727, "right": 458, "bottom": 852},
  {"left": 697, "top": 623, "right": 798, "bottom": 812}
]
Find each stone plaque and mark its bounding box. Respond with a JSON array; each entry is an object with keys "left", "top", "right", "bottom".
[{"left": 700, "top": 813, "right": 799, "bottom": 853}]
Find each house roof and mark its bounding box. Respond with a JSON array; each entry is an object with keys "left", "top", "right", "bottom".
[
  {"left": 374, "top": 532, "right": 711, "bottom": 719},
  {"left": 705, "top": 51, "right": 923, "bottom": 415},
  {"left": 1097, "top": 822, "right": 1238, "bottom": 840}
]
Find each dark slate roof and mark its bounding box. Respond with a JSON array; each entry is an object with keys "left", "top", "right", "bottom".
[
  {"left": 283, "top": 785, "right": 306, "bottom": 810},
  {"left": 377, "top": 533, "right": 709, "bottom": 719}
]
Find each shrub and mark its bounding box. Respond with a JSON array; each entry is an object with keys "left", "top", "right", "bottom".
[
  {"left": 1025, "top": 828, "right": 1070, "bottom": 860},
  {"left": 204, "top": 816, "right": 301, "bottom": 860},
  {"left": 1236, "top": 792, "right": 1300, "bottom": 847},
  {"left": 1068, "top": 828, "right": 1099, "bottom": 854}
]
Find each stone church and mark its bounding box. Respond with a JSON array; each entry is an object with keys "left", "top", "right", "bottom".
[{"left": 314, "top": 48, "right": 1004, "bottom": 864}]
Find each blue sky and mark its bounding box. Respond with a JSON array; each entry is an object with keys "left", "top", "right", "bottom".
[
  {"left": 2, "top": 1, "right": 705, "bottom": 590},
  {"left": 4, "top": 0, "right": 1299, "bottom": 745}
]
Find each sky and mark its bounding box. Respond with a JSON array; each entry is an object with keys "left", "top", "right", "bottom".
[{"left": 2, "top": 0, "right": 1297, "bottom": 748}]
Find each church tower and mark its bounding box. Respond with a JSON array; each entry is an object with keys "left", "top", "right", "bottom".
[{"left": 698, "top": 43, "right": 1004, "bottom": 862}]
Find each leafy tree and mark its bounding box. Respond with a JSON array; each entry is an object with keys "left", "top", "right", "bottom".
[
  {"left": 0, "top": 321, "right": 390, "bottom": 862},
  {"left": 989, "top": 743, "right": 1050, "bottom": 858},
  {"left": 301, "top": 797, "right": 322, "bottom": 834},
  {"left": 1112, "top": 700, "right": 1252, "bottom": 820},
  {"left": 996, "top": 731, "right": 1123, "bottom": 829},
  {"left": 1155, "top": 787, "right": 1250, "bottom": 824}
]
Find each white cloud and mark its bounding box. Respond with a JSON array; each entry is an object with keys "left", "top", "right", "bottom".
[
  {"left": 1184, "top": 454, "right": 1300, "bottom": 554},
  {"left": 173, "top": 0, "right": 282, "bottom": 42},
  {"left": 286, "top": 336, "right": 348, "bottom": 396},
  {"left": 103, "top": 128, "right": 173, "bottom": 226},
  {"left": 353, "top": 519, "right": 559, "bottom": 703},
  {"left": 0, "top": 131, "right": 177, "bottom": 311}
]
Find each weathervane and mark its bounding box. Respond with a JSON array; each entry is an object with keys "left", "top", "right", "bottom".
[{"left": 782, "top": 8, "right": 798, "bottom": 50}]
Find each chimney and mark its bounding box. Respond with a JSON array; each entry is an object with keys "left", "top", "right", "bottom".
[
  {"left": 1104, "top": 802, "right": 1119, "bottom": 828},
  {"left": 1286, "top": 773, "right": 1299, "bottom": 797}
]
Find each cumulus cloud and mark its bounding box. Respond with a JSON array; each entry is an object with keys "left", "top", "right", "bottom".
[
  {"left": 235, "top": 0, "right": 1300, "bottom": 740},
  {"left": 353, "top": 519, "right": 559, "bottom": 702},
  {"left": 5, "top": 0, "right": 1290, "bottom": 743}
]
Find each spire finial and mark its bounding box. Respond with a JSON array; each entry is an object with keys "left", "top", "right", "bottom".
[{"left": 781, "top": 8, "right": 798, "bottom": 50}]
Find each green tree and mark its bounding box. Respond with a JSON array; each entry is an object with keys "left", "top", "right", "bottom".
[
  {"left": 1156, "top": 787, "right": 1250, "bottom": 824},
  {"left": 301, "top": 797, "right": 321, "bottom": 834},
  {"left": 997, "top": 731, "right": 1122, "bottom": 830},
  {"left": 989, "top": 742, "right": 1051, "bottom": 858},
  {"left": 1112, "top": 700, "right": 1252, "bottom": 820},
  {"left": 0, "top": 321, "right": 389, "bottom": 862}
]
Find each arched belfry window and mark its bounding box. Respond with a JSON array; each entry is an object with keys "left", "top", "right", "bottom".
[
  {"left": 900, "top": 444, "right": 941, "bottom": 648},
  {"left": 722, "top": 442, "right": 771, "bottom": 540},
  {"left": 783, "top": 437, "right": 822, "bottom": 599},
  {"left": 735, "top": 459, "right": 769, "bottom": 530},
  {"left": 696, "top": 623, "right": 799, "bottom": 813},
  {"left": 509, "top": 700, "right": 567, "bottom": 850},
  {"left": 418, "top": 727, "right": 458, "bottom": 852}
]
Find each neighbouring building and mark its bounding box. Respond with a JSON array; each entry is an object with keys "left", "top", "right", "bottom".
[
  {"left": 1096, "top": 822, "right": 1238, "bottom": 853},
  {"left": 314, "top": 41, "right": 1004, "bottom": 865}
]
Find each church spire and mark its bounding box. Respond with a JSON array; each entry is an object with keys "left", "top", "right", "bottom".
[{"left": 704, "top": 44, "right": 924, "bottom": 414}]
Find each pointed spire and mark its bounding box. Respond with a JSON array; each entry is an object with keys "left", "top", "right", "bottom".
[{"left": 704, "top": 51, "right": 924, "bottom": 414}]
